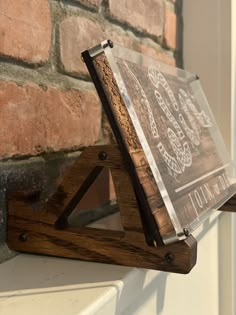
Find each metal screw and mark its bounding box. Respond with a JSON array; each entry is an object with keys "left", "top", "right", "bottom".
[
  {"left": 183, "top": 228, "right": 189, "bottom": 237},
  {"left": 103, "top": 39, "right": 114, "bottom": 49},
  {"left": 165, "top": 253, "right": 174, "bottom": 264},
  {"left": 107, "top": 39, "right": 114, "bottom": 48},
  {"left": 98, "top": 151, "right": 107, "bottom": 161},
  {"left": 19, "top": 233, "right": 28, "bottom": 242}
]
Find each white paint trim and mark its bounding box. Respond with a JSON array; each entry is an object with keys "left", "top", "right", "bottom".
[
  {"left": 232, "top": 216, "right": 236, "bottom": 315},
  {"left": 231, "top": 0, "right": 236, "bottom": 313}
]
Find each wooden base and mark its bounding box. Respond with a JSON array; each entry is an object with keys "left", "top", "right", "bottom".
[
  {"left": 219, "top": 195, "right": 236, "bottom": 212},
  {"left": 7, "top": 145, "right": 197, "bottom": 274}
]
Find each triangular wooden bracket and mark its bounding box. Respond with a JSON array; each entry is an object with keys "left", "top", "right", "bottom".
[{"left": 7, "top": 145, "right": 197, "bottom": 274}]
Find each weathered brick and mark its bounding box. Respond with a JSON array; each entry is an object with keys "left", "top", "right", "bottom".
[
  {"left": 73, "top": 0, "right": 101, "bottom": 9},
  {"left": 105, "top": 31, "right": 175, "bottom": 66},
  {"left": 0, "top": 81, "right": 101, "bottom": 158},
  {"left": 60, "top": 16, "right": 105, "bottom": 76},
  {"left": 156, "top": 51, "right": 176, "bottom": 66},
  {"left": 0, "top": 0, "right": 51, "bottom": 63},
  {"left": 138, "top": 44, "right": 176, "bottom": 66},
  {"left": 105, "top": 29, "right": 135, "bottom": 49},
  {"left": 108, "top": 0, "right": 164, "bottom": 38},
  {"left": 164, "top": 8, "right": 177, "bottom": 49}
]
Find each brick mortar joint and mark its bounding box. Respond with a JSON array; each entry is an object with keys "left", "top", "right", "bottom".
[
  {"left": 0, "top": 148, "right": 82, "bottom": 164},
  {"left": 0, "top": 7, "right": 177, "bottom": 84},
  {"left": 52, "top": 0, "right": 166, "bottom": 47},
  {"left": 0, "top": 0, "right": 181, "bottom": 70},
  {"left": 0, "top": 1, "right": 181, "bottom": 84},
  {"left": 0, "top": 61, "right": 96, "bottom": 91}
]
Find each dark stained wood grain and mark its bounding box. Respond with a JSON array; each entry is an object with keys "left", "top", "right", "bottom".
[
  {"left": 7, "top": 145, "right": 197, "bottom": 274},
  {"left": 91, "top": 54, "right": 174, "bottom": 241},
  {"left": 219, "top": 194, "right": 236, "bottom": 212}
]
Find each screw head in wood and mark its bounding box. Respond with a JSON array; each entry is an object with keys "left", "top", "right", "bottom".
[
  {"left": 103, "top": 40, "right": 114, "bottom": 49},
  {"left": 98, "top": 151, "right": 107, "bottom": 161},
  {"left": 19, "top": 233, "right": 28, "bottom": 242},
  {"left": 107, "top": 39, "right": 114, "bottom": 48},
  {"left": 165, "top": 253, "right": 174, "bottom": 264},
  {"left": 183, "top": 228, "right": 189, "bottom": 237}
]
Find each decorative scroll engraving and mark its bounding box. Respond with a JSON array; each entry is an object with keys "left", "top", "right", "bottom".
[{"left": 97, "top": 43, "right": 236, "bottom": 241}]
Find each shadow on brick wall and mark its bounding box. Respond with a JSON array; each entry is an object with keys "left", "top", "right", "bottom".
[{"left": 175, "top": 0, "right": 183, "bottom": 68}]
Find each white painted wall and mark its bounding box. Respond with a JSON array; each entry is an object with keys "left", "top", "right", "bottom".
[{"left": 182, "top": 1, "right": 232, "bottom": 315}]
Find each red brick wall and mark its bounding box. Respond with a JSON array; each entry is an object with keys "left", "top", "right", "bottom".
[
  {"left": 0, "top": 0, "right": 182, "bottom": 159},
  {"left": 0, "top": 0, "right": 183, "bottom": 249}
]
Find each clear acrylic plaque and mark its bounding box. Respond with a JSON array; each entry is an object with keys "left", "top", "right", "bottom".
[{"left": 99, "top": 42, "right": 236, "bottom": 240}]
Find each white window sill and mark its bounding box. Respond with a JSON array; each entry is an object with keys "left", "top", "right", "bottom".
[
  {"left": 0, "top": 212, "right": 222, "bottom": 315},
  {"left": 0, "top": 254, "right": 162, "bottom": 315}
]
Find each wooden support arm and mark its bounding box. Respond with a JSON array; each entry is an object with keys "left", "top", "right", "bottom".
[{"left": 7, "top": 145, "right": 197, "bottom": 274}]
